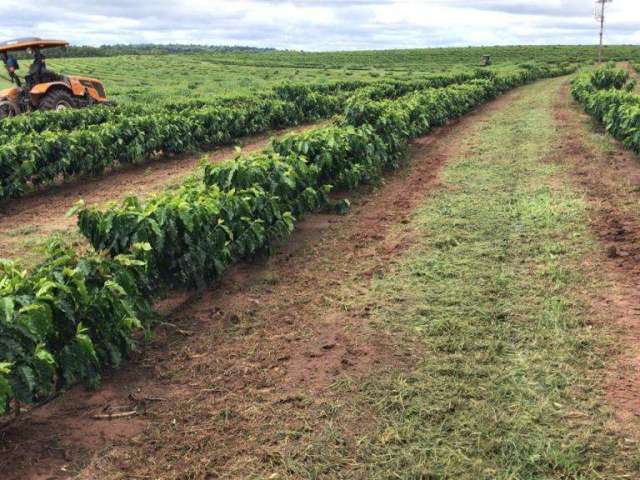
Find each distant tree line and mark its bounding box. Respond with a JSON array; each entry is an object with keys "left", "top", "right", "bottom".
[{"left": 13, "top": 44, "right": 276, "bottom": 59}]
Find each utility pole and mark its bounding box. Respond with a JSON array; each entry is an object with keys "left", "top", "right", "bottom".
[{"left": 595, "top": 0, "right": 612, "bottom": 64}]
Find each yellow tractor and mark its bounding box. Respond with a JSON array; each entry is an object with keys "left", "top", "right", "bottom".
[{"left": 0, "top": 38, "right": 108, "bottom": 118}]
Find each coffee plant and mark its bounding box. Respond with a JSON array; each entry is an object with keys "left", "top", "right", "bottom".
[{"left": 572, "top": 66, "right": 640, "bottom": 154}]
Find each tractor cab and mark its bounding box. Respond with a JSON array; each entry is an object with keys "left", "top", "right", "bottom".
[
  {"left": 0, "top": 37, "right": 108, "bottom": 119},
  {"left": 480, "top": 55, "right": 492, "bottom": 67}
]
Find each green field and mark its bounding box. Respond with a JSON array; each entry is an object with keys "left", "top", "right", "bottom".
[
  {"left": 1, "top": 53, "right": 459, "bottom": 103},
  {"left": 2, "top": 44, "right": 638, "bottom": 104},
  {"left": 48, "top": 55, "right": 401, "bottom": 103},
  {"left": 168, "top": 44, "right": 640, "bottom": 68}
]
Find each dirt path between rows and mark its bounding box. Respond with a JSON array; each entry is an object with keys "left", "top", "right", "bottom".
[
  {"left": 619, "top": 61, "right": 640, "bottom": 93},
  {"left": 0, "top": 80, "right": 530, "bottom": 480},
  {"left": 0, "top": 124, "right": 317, "bottom": 266},
  {"left": 553, "top": 79, "right": 640, "bottom": 426}
]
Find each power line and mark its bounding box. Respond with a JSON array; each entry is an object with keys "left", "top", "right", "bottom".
[{"left": 595, "top": 0, "right": 612, "bottom": 64}]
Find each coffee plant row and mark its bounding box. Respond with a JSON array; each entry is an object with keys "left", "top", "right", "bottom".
[
  {"left": 0, "top": 69, "right": 491, "bottom": 201},
  {"left": 0, "top": 62, "right": 576, "bottom": 415},
  {"left": 0, "top": 98, "right": 262, "bottom": 146},
  {"left": 0, "top": 67, "right": 493, "bottom": 143},
  {"left": 572, "top": 66, "right": 640, "bottom": 154}
]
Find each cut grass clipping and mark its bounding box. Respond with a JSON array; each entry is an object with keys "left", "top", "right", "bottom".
[{"left": 272, "top": 80, "right": 640, "bottom": 478}]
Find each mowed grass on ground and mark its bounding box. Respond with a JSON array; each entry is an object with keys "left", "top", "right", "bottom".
[{"left": 261, "top": 79, "right": 640, "bottom": 478}]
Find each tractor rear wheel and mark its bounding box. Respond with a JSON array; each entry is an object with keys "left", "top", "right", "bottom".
[{"left": 39, "top": 89, "right": 77, "bottom": 111}]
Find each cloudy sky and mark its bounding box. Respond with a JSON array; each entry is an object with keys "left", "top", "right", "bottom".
[{"left": 3, "top": 0, "right": 639, "bottom": 51}]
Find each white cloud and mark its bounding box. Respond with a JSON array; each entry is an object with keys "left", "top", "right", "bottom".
[{"left": 2, "top": 0, "right": 639, "bottom": 50}]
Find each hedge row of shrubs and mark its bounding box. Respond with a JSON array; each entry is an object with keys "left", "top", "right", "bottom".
[
  {"left": 0, "top": 70, "right": 496, "bottom": 201},
  {"left": 571, "top": 66, "right": 640, "bottom": 154}
]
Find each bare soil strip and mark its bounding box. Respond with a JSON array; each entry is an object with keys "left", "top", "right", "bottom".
[
  {"left": 0, "top": 82, "right": 522, "bottom": 480},
  {"left": 553, "top": 80, "right": 640, "bottom": 425},
  {"left": 621, "top": 61, "right": 640, "bottom": 92},
  {"left": 0, "top": 124, "right": 316, "bottom": 266}
]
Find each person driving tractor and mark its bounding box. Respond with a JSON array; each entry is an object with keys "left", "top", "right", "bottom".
[
  {"left": 25, "top": 48, "right": 49, "bottom": 88},
  {"left": 1, "top": 52, "right": 21, "bottom": 86},
  {"left": 0, "top": 38, "right": 109, "bottom": 118},
  {"left": 2, "top": 48, "right": 53, "bottom": 88}
]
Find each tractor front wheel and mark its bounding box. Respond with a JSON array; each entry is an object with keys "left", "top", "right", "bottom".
[
  {"left": 0, "top": 101, "right": 18, "bottom": 119},
  {"left": 39, "top": 89, "right": 77, "bottom": 111}
]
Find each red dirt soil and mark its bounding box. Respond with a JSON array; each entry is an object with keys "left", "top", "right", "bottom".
[
  {"left": 0, "top": 81, "right": 524, "bottom": 480},
  {"left": 553, "top": 80, "right": 640, "bottom": 425}
]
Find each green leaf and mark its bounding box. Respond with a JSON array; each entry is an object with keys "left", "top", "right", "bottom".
[{"left": 0, "top": 297, "right": 15, "bottom": 323}]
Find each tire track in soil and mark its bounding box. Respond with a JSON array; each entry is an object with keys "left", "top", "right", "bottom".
[
  {"left": 553, "top": 79, "right": 640, "bottom": 427},
  {"left": 0, "top": 123, "right": 318, "bottom": 264},
  {"left": 0, "top": 85, "right": 528, "bottom": 480}
]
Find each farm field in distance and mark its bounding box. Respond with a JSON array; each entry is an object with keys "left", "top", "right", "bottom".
[
  {"left": 1, "top": 39, "right": 640, "bottom": 479},
  {"left": 2, "top": 44, "right": 639, "bottom": 103}
]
